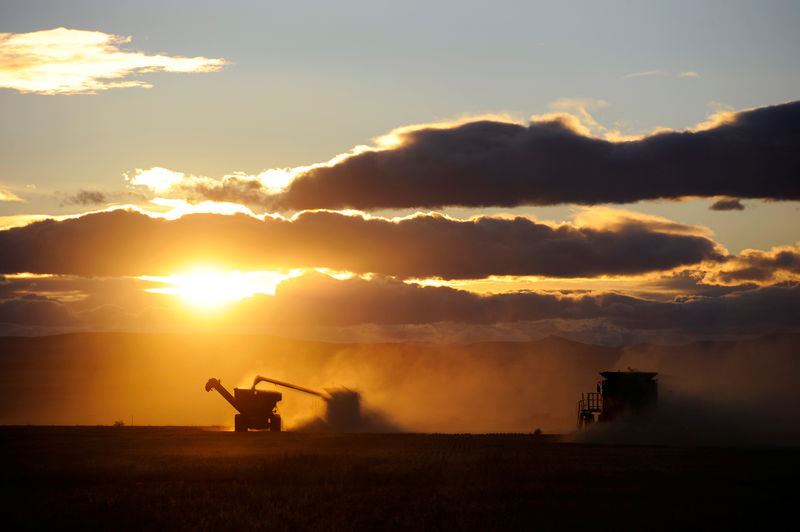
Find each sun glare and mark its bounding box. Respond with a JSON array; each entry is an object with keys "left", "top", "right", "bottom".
[{"left": 141, "top": 269, "right": 301, "bottom": 308}]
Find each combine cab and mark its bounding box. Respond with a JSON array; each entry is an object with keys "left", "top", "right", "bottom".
[{"left": 577, "top": 371, "right": 658, "bottom": 428}]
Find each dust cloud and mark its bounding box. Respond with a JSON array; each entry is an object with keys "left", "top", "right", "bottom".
[
  {"left": 572, "top": 335, "right": 800, "bottom": 446},
  {"left": 292, "top": 389, "right": 399, "bottom": 432},
  {"left": 571, "top": 394, "right": 800, "bottom": 446},
  {"left": 0, "top": 333, "right": 798, "bottom": 444}
]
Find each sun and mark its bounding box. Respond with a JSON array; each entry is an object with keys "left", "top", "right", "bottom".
[{"left": 141, "top": 269, "right": 301, "bottom": 309}]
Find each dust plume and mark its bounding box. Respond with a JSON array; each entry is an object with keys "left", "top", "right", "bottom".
[
  {"left": 571, "top": 394, "right": 800, "bottom": 446},
  {"left": 571, "top": 334, "right": 800, "bottom": 445},
  {"left": 0, "top": 333, "right": 798, "bottom": 444},
  {"left": 292, "top": 389, "right": 399, "bottom": 432}
]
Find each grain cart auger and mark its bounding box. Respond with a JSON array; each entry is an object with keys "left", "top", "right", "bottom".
[
  {"left": 251, "top": 375, "right": 326, "bottom": 398},
  {"left": 205, "top": 378, "right": 282, "bottom": 432},
  {"left": 252, "top": 376, "right": 364, "bottom": 431}
]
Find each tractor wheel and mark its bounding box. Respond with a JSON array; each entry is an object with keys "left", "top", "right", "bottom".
[
  {"left": 234, "top": 414, "right": 247, "bottom": 432},
  {"left": 270, "top": 414, "right": 282, "bottom": 432}
]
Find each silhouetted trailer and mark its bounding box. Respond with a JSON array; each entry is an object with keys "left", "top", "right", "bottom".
[
  {"left": 205, "top": 375, "right": 327, "bottom": 432},
  {"left": 205, "top": 378, "right": 283, "bottom": 432},
  {"left": 577, "top": 371, "right": 658, "bottom": 428}
]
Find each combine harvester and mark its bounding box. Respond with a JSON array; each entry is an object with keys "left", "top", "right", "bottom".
[
  {"left": 576, "top": 370, "right": 658, "bottom": 428},
  {"left": 206, "top": 375, "right": 360, "bottom": 432}
]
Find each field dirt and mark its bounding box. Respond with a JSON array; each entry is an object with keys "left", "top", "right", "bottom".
[{"left": 1, "top": 427, "right": 798, "bottom": 531}]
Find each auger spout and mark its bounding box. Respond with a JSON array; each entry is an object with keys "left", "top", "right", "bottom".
[
  {"left": 205, "top": 378, "right": 241, "bottom": 412},
  {"left": 252, "top": 375, "right": 326, "bottom": 397}
]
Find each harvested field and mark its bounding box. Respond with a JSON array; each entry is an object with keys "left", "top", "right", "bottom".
[{"left": 2, "top": 427, "right": 798, "bottom": 530}]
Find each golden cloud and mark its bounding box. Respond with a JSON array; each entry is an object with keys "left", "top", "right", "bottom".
[
  {"left": 0, "top": 187, "right": 23, "bottom": 202},
  {"left": 701, "top": 244, "right": 800, "bottom": 286},
  {"left": 0, "top": 28, "right": 227, "bottom": 94}
]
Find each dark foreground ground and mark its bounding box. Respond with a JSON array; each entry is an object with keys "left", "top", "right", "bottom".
[{"left": 1, "top": 427, "right": 798, "bottom": 531}]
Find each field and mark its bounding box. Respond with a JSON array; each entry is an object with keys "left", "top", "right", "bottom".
[{"left": 2, "top": 427, "right": 798, "bottom": 530}]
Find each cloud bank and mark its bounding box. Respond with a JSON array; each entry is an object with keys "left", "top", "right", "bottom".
[
  {"left": 262, "top": 274, "right": 800, "bottom": 338},
  {"left": 0, "top": 209, "right": 722, "bottom": 278},
  {"left": 1, "top": 271, "right": 797, "bottom": 343},
  {"left": 133, "top": 101, "right": 800, "bottom": 210},
  {"left": 272, "top": 101, "right": 800, "bottom": 210},
  {"left": 0, "top": 28, "right": 227, "bottom": 94}
]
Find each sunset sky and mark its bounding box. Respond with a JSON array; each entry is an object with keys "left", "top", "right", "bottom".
[{"left": 1, "top": 0, "right": 799, "bottom": 345}]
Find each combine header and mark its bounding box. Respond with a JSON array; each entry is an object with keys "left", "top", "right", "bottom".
[
  {"left": 577, "top": 371, "right": 658, "bottom": 428},
  {"left": 205, "top": 375, "right": 327, "bottom": 432}
]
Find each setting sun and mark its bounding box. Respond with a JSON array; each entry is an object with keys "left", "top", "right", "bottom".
[{"left": 141, "top": 269, "right": 301, "bottom": 308}]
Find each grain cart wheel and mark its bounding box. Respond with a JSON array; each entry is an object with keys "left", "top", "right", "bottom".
[
  {"left": 270, "top": 414, "right": 282, "bottom": 432},
  {"left": 234, "top": 414, "right": 247, "bottom": 432}
]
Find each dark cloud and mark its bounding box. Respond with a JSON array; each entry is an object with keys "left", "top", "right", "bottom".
[
  {"left": 638, "top": 270, "right": 757, "bottom": 299},
  {"left": 706, "top": 246, "right": 800, "bottom": 285},
  {"left": 179, "top": 177, "right": 269, "bottom": 206},
  {"left": 0, "top": 294, "right": 74, "bottom": 326},
  {"left": 61, "top": 190, "right": 108, "bottom": 206},
  {"left": 709, "top": 198, "right": 745, "bottom": 211},
  {"left": 2, "top": 272, "right": 797, "bottom": 343},
  {"left": 256, "top": 274, "right": 800, "bottom": 337},
  {"left": 250, "top": 101, "right": 800, "bottom": 210},
  {"left": 59, "top": 189, "right": 148, "bottom": 206},
  {"left": 0, "top": 209, "right": 722, "bottom": 278},
  {"left": 0, "top": 274, "right": 163, "bottom": 311}
]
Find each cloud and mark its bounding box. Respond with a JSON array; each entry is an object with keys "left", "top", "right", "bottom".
[
  {"left": 0, "top": 294, "right": 74, "bottom": 326},
  {"left": 546, "top": 98, "right": 609, "bottom": 137},
  {"left": 277, "top": 101, "right": 800, "bottom": 210},
  {"left": 61, "top": 190, "right": 107, "bottom": 206},
  {"left": 259, "top": 274, "right": 800, "bottom": 338},
  {"left": 0, "top": 188, "right": 23, "bottom": 202},
  {"left": 0, "top": 208, "right": 723, "bottom": 278},
  {"left": 709, "top": 198, "right": 745, "bottom": 211},
  {"left": 623, "top": 69, "right": 666, "bottom": 78},
  {"left": 60, "top": 189, "right": 147, "bottom": 206},
  {"left": 0, "top": 28, "right": 227, "bottom": 94},
  {"left": 639, "top": 270, "right": 757, "bottom": 299},
  {"left": 703, "top": 245, "right": 800, "bottom": 285},
  {"left": 0, "top": 273, "right": 157, "bottom": 305},
  {"left": 143, "top": 101, "right": 800, "bottom": 210},
  {"left": 3, "top": 269, "right": 797, "bottom": 345},
  {"left": 624, "top": 70, "right": 698, "bottom": 79},
  {"left": 128, "top": 167, "right": 191, "bottom": 193},
  {"left": 570, "top": 207, "right": 713, "bottom": 236}
]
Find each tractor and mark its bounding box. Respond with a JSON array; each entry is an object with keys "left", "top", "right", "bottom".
[{"left": 577, "top": 370, "right": 658, "bottom": 428}]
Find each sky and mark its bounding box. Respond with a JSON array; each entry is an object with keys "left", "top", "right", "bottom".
[{"left": 0, "top": 0, "right": 799, "bottom": 345}]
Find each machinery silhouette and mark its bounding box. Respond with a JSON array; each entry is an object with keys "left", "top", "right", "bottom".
[
  {"left": 205, "top": 375, "right": 336, "bottom": 432},
  {"left": 576, "top": 370, "right": 658, "bottom": 428}
]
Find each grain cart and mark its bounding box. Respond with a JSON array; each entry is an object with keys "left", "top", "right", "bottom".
[
  {"left": 577, "top": 370, "right": 658, "bottom": 428},
  {"left": 205, "top": 377, "right": 283, "bottom": 432}
]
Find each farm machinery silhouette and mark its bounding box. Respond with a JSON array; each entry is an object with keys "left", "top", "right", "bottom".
[
  {"left": 577, "top": 370, "right": 658, "bottom": 428},
  {"left": 205, "top": 376, "right": 361, "bottom": 432}
]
